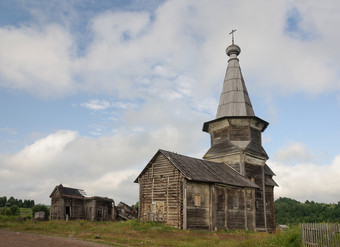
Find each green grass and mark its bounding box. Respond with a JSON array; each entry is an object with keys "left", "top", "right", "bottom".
[
  {"left": 19, "top": 208, "right": 32, "bottom": 216},
  {"left": 0, "top": 219, "right": 302, "bottom": 247},
  {"left": 0, "top": 207, "right": 32, "bottom": 216}
]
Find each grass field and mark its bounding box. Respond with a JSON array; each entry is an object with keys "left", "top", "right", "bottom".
[
  {"left": 19, "top": 208, "right": 32, "bottom": 216},
  {"left": 0, "top": 207, "right": 32, "bottom": 216},
  {"left": 0, "top": 218, "right": 302, "bottom": 247}
]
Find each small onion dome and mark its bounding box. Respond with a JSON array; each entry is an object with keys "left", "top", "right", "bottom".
[{"left": 226, "top": 44, "right": 241, "bottom": 57}]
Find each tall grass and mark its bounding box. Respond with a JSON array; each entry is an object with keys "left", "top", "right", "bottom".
[{"left": 0, "top": 219, "right": 302, "bottom": 247}]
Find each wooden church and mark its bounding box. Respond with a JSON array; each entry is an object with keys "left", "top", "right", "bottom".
[{"left": 135, "top": 35, "right": 278, "bottom": 232}]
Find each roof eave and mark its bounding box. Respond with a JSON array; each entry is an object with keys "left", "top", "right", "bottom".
[{"left": 203, "top": 115, "right": 269, "bottom": 132}]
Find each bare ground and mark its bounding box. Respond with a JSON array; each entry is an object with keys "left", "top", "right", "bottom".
[{"left": 0, "top": 230, "right": 111, "bottom": 247}]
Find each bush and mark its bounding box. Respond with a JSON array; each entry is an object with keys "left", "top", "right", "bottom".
[
  {"left": 9, "top": 205, "right": 20, "bottom": 216},
  {"left": 31, "top": 204, "right": 49, "bottom": 218},
  {"left": 0, "top": 205, "right": 20, "bottom": 216}
]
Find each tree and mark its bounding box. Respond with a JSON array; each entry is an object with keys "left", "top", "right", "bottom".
[
  {"left": 275, "top": 197, "right": 340, "bottom": 224},
  {"left": 0, "top": 196, "right": 6, "bottom": 207},
  {"left": 7, "top": 196, "right": 16, "bottom": 206},
  {"left": 131, "top": 201, "right": 139, "bottom": 211},
  {"left": 18, "top": 199, "right": 23, "bottom": 208},
  {"left": 9, "top": 205, "right": 20, "bottom": 216}
]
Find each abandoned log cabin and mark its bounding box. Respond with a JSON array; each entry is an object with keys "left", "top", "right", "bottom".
[
  {"left": 50, "top": 184, "right": 115, "bottom": 221},
  {"left": 135, "top": 37, "right": 278, "bottom": 232}
]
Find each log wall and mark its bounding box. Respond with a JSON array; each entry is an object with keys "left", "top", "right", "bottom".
[
  {"left": 265, "top": 186, "right": 275, "bottom": 233},
  {"left": 185, "top": 182, "right": 256, "bottom": 231},
  {"left": 139, "top": 153, "right": 184, "bottom": 228},
  {"left": 50, "top": 197, "right": 84, "bottom": 220},
  {"left": 186, "top": 181, "right": 211, "bottom": 230}
]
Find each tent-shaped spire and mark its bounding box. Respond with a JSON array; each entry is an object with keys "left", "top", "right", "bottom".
[{"left": 216, "top": 43, "right": 255, "bottom": 118}]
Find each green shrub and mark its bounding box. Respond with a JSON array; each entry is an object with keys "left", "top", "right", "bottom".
[
  {"left": 31, "top": 204, "right": 49, "bottom": 218},
  {"left": 0, "top": 205, "right": 20, "bottom": 216},
  {"left": 9, "top": 205, "right": 20, "bottom": 216}
]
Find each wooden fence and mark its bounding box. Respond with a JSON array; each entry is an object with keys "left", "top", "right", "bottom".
[{"left": 301, "top": 223, "right": 340, "bottom": 247}]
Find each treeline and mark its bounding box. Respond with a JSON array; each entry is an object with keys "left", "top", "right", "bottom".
[
  {"left": 275, "top": 197, "right": 340, "bottom": 225},
  {"left": 0, "top": 196, "right": 35, "bottom": 208}
]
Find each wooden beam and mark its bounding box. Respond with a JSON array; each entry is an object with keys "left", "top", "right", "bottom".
[
  {"left": 182, "top": 179, "right": 187, "bottom": 230},
  {"left": 262, "top": 165, "right": 267, "bottom": 231},
  {"left": 244, "top": 189, "right": 248, "bottom": 230},
  {"left": 225, "top": 187, "right": 228, "bottom": 229}
]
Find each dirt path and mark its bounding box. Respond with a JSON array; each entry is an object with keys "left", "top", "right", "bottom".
[{"left": 0, "top": 230, "right": 111, "bottom": 247}]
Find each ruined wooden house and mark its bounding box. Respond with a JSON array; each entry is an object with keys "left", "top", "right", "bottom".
[
  {"left": 50, "top": 184, "right": 115, "bottom": 221},
  {"left": 135, "top": 40, "right": 278, "bottom": 232}
]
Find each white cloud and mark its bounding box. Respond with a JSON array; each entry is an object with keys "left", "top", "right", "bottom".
[
  {"left": 1, "top": 0, "right": 340, "bottom": 101},
  {"left": 81, "top": 99, "right": 111, "bottom": 110},
  {"left": 80, "top": 99, "right": 139, "bottom": 111},
  {"left": 273, "top": 142, "right": 316, "bottom": 164},
  {"left": 0, "top": 118, "right": 207, "bottom": 205},
  {"left": 269, "top": 143, "right": 340, "bottom": 203},
  {"left": 6, "top": 130, "right": 77, "bottom": 170},
  {"left": 0, "top": 24, "right": 76, "bottom": 98}
]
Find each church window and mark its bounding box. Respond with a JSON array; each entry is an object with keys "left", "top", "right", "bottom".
[
  {"left": 233, "top": 198, "right": 239, "bottom": 209},
  {"left": 194, "top": 195, "right": 201, "bottom": 206}
]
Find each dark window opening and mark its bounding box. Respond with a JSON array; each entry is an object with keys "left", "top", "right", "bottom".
[{"left": 65, "top": 206, "right": 70, "bottom": 216}]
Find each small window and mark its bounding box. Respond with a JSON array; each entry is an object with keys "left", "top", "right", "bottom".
[
  {"left": 247, "top": 200, "right": 252, "bottom": 210},
  {"left": 233, "top": 198, "right": 239, "bottom": 209},
  {"left": 194, "top": 195, "right": 201, "bottom": 207}
]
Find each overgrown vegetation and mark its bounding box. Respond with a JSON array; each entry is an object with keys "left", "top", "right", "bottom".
[
  {"left": 31, "top": 204, "right": 49, "bottom": 218},
  {"left": 0, "top": 204, "right": 23, "bottom": 216},
  {"left": 275, "top": 197, "right": 340, "bottom": 224},
  {"left": 0, "top": 219, "right": 302, "bottom": 247}
]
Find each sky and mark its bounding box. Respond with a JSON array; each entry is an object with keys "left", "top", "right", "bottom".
[{"left": 0, "top": 0, "right": 340, "bottom": 206}]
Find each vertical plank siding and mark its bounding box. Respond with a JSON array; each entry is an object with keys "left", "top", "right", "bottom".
[
  {"left": 139, "top": 154, "right": 184, "bottom": 228},
  {"left": 301, "top": 223, "right": 340, "bottom": 247},
  {"left": 245, "top": 163, "right": 265, "bottom": 229},
  {"left": 265, "top": 186, "right": 275, "bottom": 233},
  {"left": 186, "top": 181, "right": 211, "bottom": 230}
]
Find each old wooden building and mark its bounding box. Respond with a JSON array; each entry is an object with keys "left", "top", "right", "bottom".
[
  {"left": 135, "top": 38, "right": 278, "bottom": 232},
  {"left": 50, "top": 184, "right": 115, "bottom": 221}
]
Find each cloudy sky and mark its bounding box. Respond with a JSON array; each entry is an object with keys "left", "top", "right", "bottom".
[{"left": 0, "top": 0, "right": 340, "bottom": 206}]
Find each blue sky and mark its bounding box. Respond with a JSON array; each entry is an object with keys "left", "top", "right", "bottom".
[{"left": 1, "top": 0, "right": 340, "bottom": 205}]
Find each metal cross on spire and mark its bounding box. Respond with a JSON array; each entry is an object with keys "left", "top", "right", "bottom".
[{"left": 229, "top": 29, "right": 236, "bottom": 44}]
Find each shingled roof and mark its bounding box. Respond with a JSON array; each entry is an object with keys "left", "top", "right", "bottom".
[
  {"left": 135, "top": 149, "right": 258, "bottom": 189},
  {"left": 49, "top": 184, "right": 85, "bottom": 199},
  {"left": 216, "top": 44, "right": 255, "bottom": 118}
]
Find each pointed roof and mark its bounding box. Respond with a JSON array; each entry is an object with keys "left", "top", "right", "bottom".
[
  {"left": 216, "top": 44, "right": 255, "bottom": 118},
  {"left": 135, "top": 149, "right": 258, "bottom": 189}
]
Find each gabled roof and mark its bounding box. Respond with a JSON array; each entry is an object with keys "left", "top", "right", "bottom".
[
  {"left": 135, "top": 149, "right": 258, "bottom": 189},
  {"left": 49, "top": 184, "right": 85, "bottom": 199}
]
